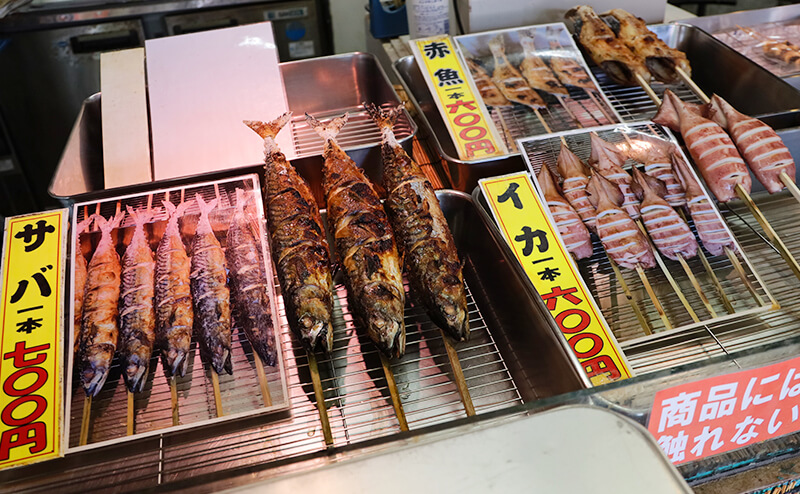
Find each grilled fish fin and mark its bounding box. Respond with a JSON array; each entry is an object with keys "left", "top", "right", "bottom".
[
  {"left": 243, "top": 112, "right": 293, "bottom": 139},
  {"left": 364, "top": 102, "right": 403, "bottom": 129},
  {"left": 305, "top": 112, "right": 349, "bottom": 142}
]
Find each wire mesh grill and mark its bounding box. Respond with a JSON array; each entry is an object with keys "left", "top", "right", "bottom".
[
  {"left": 713, "top": 22, "right": 800, "bottom": 79},
  {"left": 518, "top": 123, "right": 773, "bottom": 345}
]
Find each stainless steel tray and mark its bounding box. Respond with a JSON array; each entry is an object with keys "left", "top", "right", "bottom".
[
  {"left": 2, "top": 190, "right": 587, "bottom": 491},
  {"left": 48, "top": 52, "right": 417, "bottom": 206},
  {"left": 394, "top": 23, "right": 800, "bottom": 195}
]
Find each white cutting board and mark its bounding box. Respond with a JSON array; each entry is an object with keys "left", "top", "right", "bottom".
[{"left": 146, "top": 22, "right": 293, "bottom": 181}]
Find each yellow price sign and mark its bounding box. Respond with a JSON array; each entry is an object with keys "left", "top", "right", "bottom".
[
  {"left": 0, "top": 210, "right": 66, "bottom": 469},
  {"left": 480, "top": 172, "right": 632, "bottom": 385},
  {"left": 410, "top": 36, "right": 507, "bottom": 161}
]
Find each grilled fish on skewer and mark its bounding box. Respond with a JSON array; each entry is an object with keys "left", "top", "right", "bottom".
[
  {"left": 672, "top": 154, "right": 735, "bottom": 256},
  {"left": 246, "top": 114, "right": 334, "bottom": 353},
  {"left": 653, "top": 89, "right": 707, "bottom": 133},
  {"left": 80, "top": 212, "right": 124, "bottom": 397},
  {"left": 708, "top": 94, "right": 795, "bottom": 194},
  {"left": 602, "top": 9, "right": 691, "bottom": 84},
  {"left": 565, "top": 5, "right": 650, "bottom": 86},
  {"left": 488, "top": 35, "right": 547, "bottom": 109},
  {"left": 762, "top": 40, "right": 800, "bottom": 69},
  {"left": 557, "top": 142, "right": 596, "bottom": 229},
  {"left": 538, "top": 163, "right": 593, "bottom": 260},
  {"left": 674, "top": 95, "right": 751, "bottom": 202},
  {"left": 119, "top": 207, "right": 157, "bottom": 393},
  {"left": 367, "top": 104, "right": 469, "bottom": 341},
  {"left": 519, "top": 31, "right": 568, "bottom": 96},
  {"left": 589, "top": 133, "right": 640, "bottom": 219},
  {"left": 547, "top": 41, "right": 595, "bottom": 89},
  {"left": 621, "top": 133, "right": 686, "bottom": 207},
  {"left": 226, "top": 188, "right": 277, "bottom": 366},
  {"left": 592, "top": 173, "right": 656, "bottom": 269},
  {"left": 155, "top": 200, "right": 193, "bottom": 378},
  {"left": 632, "top": 167, "right": 698, "bottom": 261},
  {"left": 73, "top": 216, "right": 93, "bottom": 355},
  {"left": 307, "top": 112, "right": 406, "bottom": 357},
  {"left": 191, "top": 194, "right": 232, "bottom": 375},
  {"left": 465, "top": 58, "right": 511, "bottom": 107}
]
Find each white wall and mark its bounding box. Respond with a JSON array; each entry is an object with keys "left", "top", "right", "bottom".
[{"left": 329, "top": 0, "right": 369, "bottom": 53}]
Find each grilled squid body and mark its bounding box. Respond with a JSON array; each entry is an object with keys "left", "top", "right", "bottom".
[
  {"left": 155, "top": 201, "right": 193, "bottom": 378},
  {"left": 80, "top": 212, "right": 124, "bottom": 397},
  {"left": 672, "top": 154, "right": 736, "bottom": 256},
  {"left": 308, "top": 112, "right": 406, "bottom": 358},
  {"left": 633, "top": 168, "right": 697, "bottom": 261},
  {"left": 191, "top": 195, "right": 232, "bottom": 375},
  {"left": 557, "top": 143, "right": 597, "bottom": 230},
  {"left": 589, "top": 133, "right": 641, "bottom": 219},
  {"left": 73, "top": 216, "right": 92, "bottom": 355},
  {"left": 368, "top": 104, "right": 469, "bottom": 341},
  {"left": 465, "top": 58, "right": 511, "bottom": 107},
  {"left": 226, "top": 188, "right": 278, "bottom": 367},
  {"left": 709, "top": 94, "right": 795, "bottom": 194},
  {"left": 538, "top": 163, "right": 593, "bottom": 260},
  {"left": 623, "top": 134, "right": 686, "bottom": 207},
  {"left": 488, "top": 35, "right": 546, "bottom": 109},
  {"left": 245, "top": 114, "right": 335, "bottom": 353},
  {"left": 652, "top": 89, "right": 707, "bottom": 133},
  {"left": 119, "top": 207, "right": 158, "bottom": 393}
]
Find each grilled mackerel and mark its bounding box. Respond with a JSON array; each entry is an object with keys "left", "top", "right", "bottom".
[
  {"left": 119, "top": 206, "right": 157, "bottom": 393},
  {"left": 80, "top": 212, "right": 124, "bottom": 397},
  {"left": 367, "top": 104, "right": 469, "bottom": 341},
  {"left": 73, "top": 216, "right": 92, "bottom": 355},
  {"left": 307, "top": 112, "right": 406, "bottom": 358},
  {"left": 245, "top": 114, "right": 334, "bottom": 353},
  {"left": 226, "top": 188, "right": 277, "bottom": 366},
  {"left": 191, "top": 194, "right": 232, "bottom": 375},
  {"left": 155, "top": 200, "right": 193, "bottom": 378}
]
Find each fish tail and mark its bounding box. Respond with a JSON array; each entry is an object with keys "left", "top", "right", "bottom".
[
  {"left": 195, "top": 194, "right": 218, "bottom": 223},
  {"left": 125, "top": 205, "right": 156, "bottom": 227},
  {"left": 91, "top": 211, "right": 125, "bottom": 235},
  {"left": 305, "top": 112, "right": 348, "bottom": 143},
  {"left": 364, "top": 102, "right": 403, "bottom": 129},
  {"left": 235, "top": 188, "right": 247, "bottom": 214},
  {"left": 163, "top": 200, "right": 177, "bottom": 217},
  {"left": 243, "top": 111, "right": 293, "bottom": 139}
]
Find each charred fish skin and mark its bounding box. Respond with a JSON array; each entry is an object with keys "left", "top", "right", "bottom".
[
  {"left": 245, "top": 115, "right": 335, "bottom": 353},
  {"left": 119, "top": 206, "right": 158, "bottom": 393},
  {"left": 191, "top": 194, "right": 233, "bottom": 375},
  {"left": 307, "top": 112, "right": 406, "bottom": 358},
  {"left": 226, "top": 188, "right": 277, "bottom": 367},
  {"left": 80, "top": 212, "right": 125, "bottom": 397},
  {"left": 73, "top": 216, "right": 93, "bottom": 355},
  {"left": 155, "top": 201, "right": 194, "bottom": 378},
  {"left": 367, "top": 103, "right": 469, "bottom": 341}
]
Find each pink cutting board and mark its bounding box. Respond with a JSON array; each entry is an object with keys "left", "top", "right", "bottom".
[{"left": 146, "top": 22, "right": 294, "bottom": 181}]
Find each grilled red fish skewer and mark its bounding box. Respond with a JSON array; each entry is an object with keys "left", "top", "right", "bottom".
[
  {"left": 589, "top": 133, "right": 640, "bottom": 219},
  {"left": 488, "top": 35, "right": 547, "bottom": 109},
  {"left": 155, "top": 200, "right": 193, "bottom": 378},
  {"left": 591, "top": 173, "right": 656, "bottom": 269},
  {"left": 709, "top": 94, "right": 795, "bottom": 194},
  {"left": 119, "top": 206, "right": 158, "bottom": 393},
  {"left": 632, "top": 167, "right": 698, "bottom": 261},
  {"left": 80, "top": 211, "right": 124, "bottom": 397},
  {"left": 557, "top": 142, "right": 596, "bottom": 230},
  {"left": 307, "top": 112, "right": 406, "bottom": 358},
  {"left": 191, "top": 195, "right": 232, "bottom": 375},
  {"left": 519, "top": 31, "right": 568, "bottom": 96},
  {"left": 672, "top": 154, "right": 736, "bottom": 256},
  {"left": 465, "top": 58, "right": 512, "bottom": 108},
  {"left": 538, "top": 163, "right": 593, "bottom": 260}
]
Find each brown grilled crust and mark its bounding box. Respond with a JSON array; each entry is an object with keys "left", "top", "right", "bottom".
[{"left": 155, "top": 230, "right": 193, "bottom": 378}]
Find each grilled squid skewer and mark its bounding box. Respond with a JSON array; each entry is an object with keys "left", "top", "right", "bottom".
[
  {"left": 537, "top": 162, "right": 593, "bottom": 260},
  {"left": 557, "top": 142, "right": 597, "bottom": 230}
]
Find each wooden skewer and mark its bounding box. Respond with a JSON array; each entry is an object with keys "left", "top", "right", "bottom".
[
  {"left": 80, "top": 395, "right": 92, "bottom": 446},
  {"left": 584, "top": 89, "right": 617, "bottom": 124},
  {"left": 170, "top": 377, "right": 180, "bottom": 426},
  {"left": 441, "top": 330, "right": 475, "bottom": 416},
  {"left": 127, "top": 391, "right": 135, "bottom": 436},
  {"left": 635, "top": 74, "right": 661, "bottom": 106},
  {"left": 254, "top": 355, "right": 273, "bottom": 408},
  {"left": 492, "top": 108, "right": 516, "bottom": 152},
  {"left": 607, "top": 255, "right": 653, "bottom": 335},
  {"left": 635, "top": 265, "right": 672, "bottom": 329},
  {"left": 735, "top": 183, "right": 800, "bottom": 282},
  {"left": 676, "top": 253, "right": 717, "bottom": 318},
  {"left": 676, "top": 67, "right": 710, "bottom": 104},
  {"left": 211, "top": 371, "right": 223, "bottom": 417},
  {"left": 724, "top": 246, "right": 766, "bottom": 306},
  {"left": 556, "top": 95, "right": 582, "bottom": 128},
  {"left": 307, "top": 351, "right": 334, "bottom": 446},
  {"left": 379, "top": 353, "right": 409, "bottom": 432},
  {"left": 533, "top": 108, "right": 554, "bottom": 134},
  {"left": 780, "top": 172, "right": 800, "bottom": 203}
]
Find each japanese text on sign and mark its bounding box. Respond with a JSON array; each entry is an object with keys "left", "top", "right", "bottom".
[
  {"left": 480, "top": 172, "right": 632, "bottom": 385},
  {"left": 649, "top": 355, "right": 800, "bottom": 464},
  {"left": 411, "top": 36, "right": 507, "bottom": 161},
  {"left": 0, "top": 210, "right": 66, "bottom": 469}
]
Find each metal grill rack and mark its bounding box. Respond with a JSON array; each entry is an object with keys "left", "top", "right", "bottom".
[
  {"left": 714, "top": 23, "right": 800, "bottom": 79},
  {"left": 518, "top": 123, "right": 774, "bottom": 345}
]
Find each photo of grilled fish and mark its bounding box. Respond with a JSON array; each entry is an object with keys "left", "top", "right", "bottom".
[
  {"left": 366, "top": 103, "right": 469, "bottom": 341},
  {"left": 80, "top": 211, "right": 125, "bottom": 397},
  {"left": 307, "top": 111, "right": 406, "bottom": 358},
  {"left": 226, "top": 188, "right": 278, "bottom": 366},
  {"left": 155, "top": 200, "right": 194, "bottom": 378},
  {"left": 191, "top": 194, "right": 233, "bottom": 375},
  {"left": 119, "top": 206, "right": 158, "bottom": 393},
  {"left": 73, "top": 215, "right": 93, "bottom": 355},
  {"left": 245, "top": 114, "right": 335, "bottom": 353}
]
